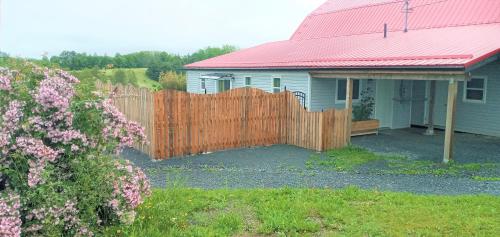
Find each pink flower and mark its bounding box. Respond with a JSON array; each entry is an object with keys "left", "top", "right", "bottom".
[
  {"left": 0, "top": 68, "right": 13, "bottom": 91},
  {"left": 0, "top": 191, "right": 21, "bottom": 237},
  {"left": 71, "top": 144, "right": 80, "bottom": 152},
  {"left": 15, "top": 137, "right": 59, "bottom": 187},
  {"left": 33, "top": 69, "right": 78, "bottom": 113},
  {"left": 16, "top": 137, "right": 59, "bottom": 162},
  {"left": 1, "top": 100, "right": 24, "bottom": 135},
  {"left": 99, "top": 99, "right": 147, "bottom": 154},
  {"left": 116, "top": 162, "right": 151, "bottom": 208},
  {"left": 108, "top": 199, "right": 119, "bottom": 209},
  {"left": 0, "top": 75, "right": 12, "bottom": 91},
  {"left": 26, "top": 200, "right": 93, "bottom": 236}
]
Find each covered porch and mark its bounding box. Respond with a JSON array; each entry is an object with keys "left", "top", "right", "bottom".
[
  {"left": 353, "top": 127, "right": 500, "bottom": 163},
  {"left": 310, "top": 70, "right": 469, "bottom": 163}
]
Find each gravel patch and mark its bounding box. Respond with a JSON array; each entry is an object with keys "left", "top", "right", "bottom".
[{"left": 122, "top": 144, "right": 500, "bottom": 196}]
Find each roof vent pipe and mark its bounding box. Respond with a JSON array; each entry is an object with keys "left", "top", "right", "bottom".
[
  {"left": 403, "top": 0, "right": 410, "bottom": 32},
  {"left": 384, "top": 23, "right": 388, "bottom": 38}
]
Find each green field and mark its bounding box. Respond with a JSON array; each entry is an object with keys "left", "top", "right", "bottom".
[
  {"left": 103, "top": 68, "right": 162, "bottom": 90},
  {"left": 105, "top": 187, "right": 500, "bottom": 237}
]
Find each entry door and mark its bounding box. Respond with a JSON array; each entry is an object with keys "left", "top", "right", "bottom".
[
  {"left": 392, "top": 80, "right": 413, "bottom": 129},
  {"left": 217, "top": 80, "right": 231, "bottom": 92},
  {"left": 433, "top": 81, "right": 448, "bottom": 127},
  {"left": 411, "top": 81, "right": 427, "bottom": 126},
  {"left": 375, "top": 80, "right": 394, "bottom": 128}
]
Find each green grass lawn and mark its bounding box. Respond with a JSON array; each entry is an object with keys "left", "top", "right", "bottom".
[
  {"left": 103, "top": 68, "right": 162, "bottom": 90},
  {"left": 307, "top": 146, "right": 499, "bottom": 177},
  {"left": 106, "top": 187, "right": 500, "bottom": 237}
]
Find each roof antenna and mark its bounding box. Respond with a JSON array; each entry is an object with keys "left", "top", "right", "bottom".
[{"left": 403, "top": 0, "right": 412, "bottom": 33}]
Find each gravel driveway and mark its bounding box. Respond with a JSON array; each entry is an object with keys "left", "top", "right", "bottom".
[{"left": 122, "top": 144, "right": 500, "bottom": 196}]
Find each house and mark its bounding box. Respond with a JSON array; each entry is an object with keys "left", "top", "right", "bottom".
[{"left": 184, "top": 0, "right": 500, "bottom": 162}]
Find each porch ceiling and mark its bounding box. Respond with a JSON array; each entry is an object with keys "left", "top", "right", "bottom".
[{"left": 309, "top": 70, "right": 469, "bottom": 81}]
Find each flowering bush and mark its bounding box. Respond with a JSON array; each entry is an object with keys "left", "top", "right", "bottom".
[{"left": 0, "top": 62, "right": 151, "bottom": 236}]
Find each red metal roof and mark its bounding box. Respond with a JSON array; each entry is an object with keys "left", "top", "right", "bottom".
[{"left": 186, "top": 0, "right": 500, "bottom": 70}]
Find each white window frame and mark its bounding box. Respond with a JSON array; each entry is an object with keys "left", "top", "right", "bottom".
[
  {"left": 244, "top": 76, "right": 252, "bottom": 87},
  {"left": 272, "top": 76, "right": 281, "bottom": 93},
  {"left": 463, "top": 76, "right": 487, "bottom": 104},
  {"left": 336, "top": 79, "right": 361, "bottom": 104}
]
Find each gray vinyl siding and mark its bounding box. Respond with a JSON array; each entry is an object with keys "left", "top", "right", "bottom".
[
  {"left": 187, "top": 70, "right": 310, "bottom": 104},
  {"left": 187, "top": 71, "right": 217, "bottom": 94},
  {"left": 453, "top": 60, "right": 500, "bottom": 137},
  {"left": 310, "top": 78, "right": 336, "bottom": 111},
  {"left": 309, "top": 78, "right": 374, "bottom": 112},
  {"left": 409, "top": 60, "right": 500, "bottom": 137}
]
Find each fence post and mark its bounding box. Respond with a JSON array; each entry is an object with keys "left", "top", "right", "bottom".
[
  {"left": 284, "top": 89, "right": 289, "bottom": 145},
  {"left": 318, "top": 111, "right": 324, "bottom": 151},
  {"left": 345, "top": 78, "right": 353, "bottom": 145}
]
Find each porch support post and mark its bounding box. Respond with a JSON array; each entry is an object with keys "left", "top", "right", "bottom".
[
  {"left": 425, "top": 80, "right": 436, "bottom": 135},
  {"left": 345, "top": 78, "right": 353, "bottom": 144},
  {"left": 443, "top": 79, "right": 458, "bottom": 163}
]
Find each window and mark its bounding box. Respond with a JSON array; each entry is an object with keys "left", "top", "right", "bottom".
[
  {"left": 217, "top": 80, "right": 231, "bottom": 92},
  {"left": 337, "top": 79, "right": 360, "bottom": 102},
  {"left": 273, "top": 77, "right": 281, "bottom": 93},
  {"left": 464, "top": 77, "right": 487, "bottom": 103},
  {"left": 200, "top": 79, "right": 206, "bottom": 91},
  {"left": 245, "top": 77, "right": 252, "bottom": 87}
]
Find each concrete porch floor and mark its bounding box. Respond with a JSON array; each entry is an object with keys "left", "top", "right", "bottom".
[{"left": 352, "top": 128, "right": 500, "bottom": 164}]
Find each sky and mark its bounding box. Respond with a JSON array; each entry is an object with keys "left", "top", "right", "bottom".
[{"left": 0, "top": 0, "right": 325, "bottom": 58}]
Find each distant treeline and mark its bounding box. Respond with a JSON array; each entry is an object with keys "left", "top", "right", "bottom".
[{"left": 41, "top": 45, "right": 237, "bottom": 80}]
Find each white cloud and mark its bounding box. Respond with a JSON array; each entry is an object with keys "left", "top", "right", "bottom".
[{"left": 0, "top": 0, "right": 324, "bottom": 58}]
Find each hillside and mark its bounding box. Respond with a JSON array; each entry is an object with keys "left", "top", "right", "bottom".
[
  {"left": 72, "top": 68, "right": 162, "bottom": 91},
  {"left": 103, "top": 68, "right": 162, "bottom": 90}
]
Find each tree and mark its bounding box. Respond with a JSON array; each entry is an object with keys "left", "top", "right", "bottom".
[
  {"left": 185, "top": 45, "right": 237, "bottom": 64},
  {"left": 159, "top": 71, "right": 187, "bottom": 91},
  {"left": 47, "top": 46, "right": 237, "bottom": 75},
  {"left": 146, "top": 62, "right": 177, "bottom": 81},
  {"left": 112, "top": 69, "right": 128, "bottom": 85}
]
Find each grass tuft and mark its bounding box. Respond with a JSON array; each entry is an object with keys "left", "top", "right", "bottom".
[
  {"left": 308, "top": 146, "right": 403, "bottom": 171},
  {"left": 473, "top": 176, "right": 500, "bottom": 181}
]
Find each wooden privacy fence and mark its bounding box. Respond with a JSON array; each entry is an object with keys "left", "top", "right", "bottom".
[{"left": 96, "top": 83, "right": 349, "bottom": 159}]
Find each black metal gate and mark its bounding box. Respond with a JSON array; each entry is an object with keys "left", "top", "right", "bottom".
[{"left": 293, "top": 91, "right": 307, "bottom": 109}]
